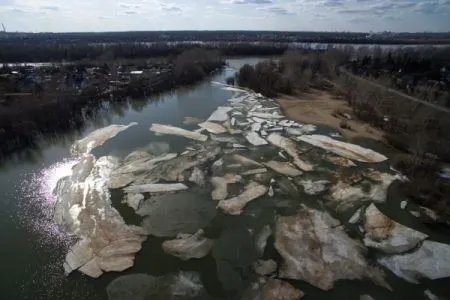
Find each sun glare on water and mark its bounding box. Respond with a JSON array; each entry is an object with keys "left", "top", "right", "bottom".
[
  {"left": 19, "top": 158, "right": 79, "bottom": 246},
  {"left": 39, "top": 159, "right": 79, "bottom": 204},
  {"left": 15, "top": 158, "right": 101, "bottom": 298}
]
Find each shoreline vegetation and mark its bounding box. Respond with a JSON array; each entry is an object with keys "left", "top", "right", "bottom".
[
  {"left": 233, "top": 47, "right": 450, "bottom": 221},
  {"left": 1, "top": 30, "right": 450, "bottom": 47},
  {"left": 0, "top": 48, "right": 224, "bottom": 159},
  {"left": 0, "top": 42, "right": 289, "bottom": 64}
]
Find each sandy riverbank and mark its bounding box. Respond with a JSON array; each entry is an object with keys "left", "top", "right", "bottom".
[{"left": 278, "top": 90, "right": 385, "bottom": 142}]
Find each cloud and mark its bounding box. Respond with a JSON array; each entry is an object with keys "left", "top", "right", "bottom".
[
  {"left": 162, "top": 6, "right": 182, "bottom": 12},
  {"left": 320, "top": 0, "right": 344, "bottom": 7},
  {"left": 395, "top": 2, "right": 417, "bottom": 9},
  {"left": 349, "top": 17, "right": 367, "bottom": 23},
  {"left": 232, "top": 0, "right": 272, "bottom": 4},
  {"left": 258, "top": 6, "right": 296, "bottom": 15},
  {"left": 40, "top": 5, "right": 59, "bottom": 11},
  {"left": 124, "top": 10, "right": 138, "bottom": 15},
  {"left": 119, "top": 3, "right": 141, "bottom": 9},
  {"left": 384, "top": 15, "right": 401, "bottom": 21},
  {"left": 0, "top": 0, "right": 449, "bottom": 32},
  {"left": 9, "top": 7, "right": 24, "bottom": 13},
  {"left": 160, "top": 3, "right": 183, "bottom": 13},
  {"left": 0, "top": 0, "right": 15, "bottom": 5},
  {"left": 337, "top": 1, "right": 417, "bottom": 17},
  {"left": 413, "top": 1, "right": 440, "bottom": 14},
  {"left": 372, "top": 2, "right": 395, "bottom": 11},
  {"left": 338, "top": 8, "right": 367, "bottom": 14}
]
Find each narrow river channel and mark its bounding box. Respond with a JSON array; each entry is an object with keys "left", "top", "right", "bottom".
[{"left": 1, "top": 57, "right": 449, "bottom": 300}]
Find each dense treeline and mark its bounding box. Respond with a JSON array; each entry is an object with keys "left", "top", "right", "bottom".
[
  {"left": 0, "top": 42, "right": 288, "bottom": 63},
  {"left": 1, "top": 30, "right": 450, "bottom": 45},
  {"left": 3, "top": 40, "right": 450, "bottom": 65},
  {"left": 0, "top": 48, "right": 224, "bottom": 159},
  {"left": 347, "top": 46, "right": 450, "bottom": 107},
  {"left": 236, "top": 49, "right": 347, "bottom": 96},
  {"left": 236, "top": 61, "right": 291, "bottom": 97},
  {"left": 236, "top": 46, "right": 450, "bottom": 107}
]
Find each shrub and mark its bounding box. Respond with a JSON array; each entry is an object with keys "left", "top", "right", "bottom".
[
  {"left": 392, "top": 154, "right": 439, "bottom": 179},
  {"left": 385, "top": 133, "right": 410, "bottom": 153},
  {"left": 237, "top": 64, "right": 254, "bottom": 87},
  {"left": 174, "top": 49, "right": 223, "bottom": 85},
  {"left": 226, "top": 76, "right": 235, "bottom": 86},
  {"left": 236, "top": 60, "right": 294, "bottom": 97},
  {"left": 392, "top": 154, "right": 450, "bottom": 218},
  {"left": 339, "top": 120, "right": 352, "bottom": 130}
]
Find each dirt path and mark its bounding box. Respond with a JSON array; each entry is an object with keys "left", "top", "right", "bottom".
[
  {"left": 277, "top": 90, "right": 385, "bottom": 142},
  {"left": 339, "top": 68, "right": 450, "bottom": 114}
]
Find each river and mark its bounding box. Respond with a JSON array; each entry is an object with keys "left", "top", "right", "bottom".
[
  {"left": 1, "top": 57, "right": 449, "bottom": 300},
  {"left": 0, "top": 59, "right": 243, "bottom": 299}
]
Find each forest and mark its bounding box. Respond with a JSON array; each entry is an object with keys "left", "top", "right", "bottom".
[
  {"left": 0, "top": 42, "right": 288, "bottom": 63},
  {"left": 347, "top": 46, "right": 450, "bottom": 108},
  {"left": 234, "top": 46, "right": 450, "bottom": 107},
  {"left": 1, "top": 30, "right": 450, "bottom": 44},
  {"left": 0, "top": 48, "right": 224, "bottom": 158}
]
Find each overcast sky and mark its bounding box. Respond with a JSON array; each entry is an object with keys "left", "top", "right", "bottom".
[{"left": 0, "top": 0, "right": 449, "bottom": 32}]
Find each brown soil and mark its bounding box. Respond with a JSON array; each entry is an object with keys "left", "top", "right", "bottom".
[{"left": 277, "top": 90, "right": 385, "bottom": 142}]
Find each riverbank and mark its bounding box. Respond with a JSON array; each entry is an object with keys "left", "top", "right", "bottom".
[{"left": 0, "top": 49, "right": 224, "bottom": 160}]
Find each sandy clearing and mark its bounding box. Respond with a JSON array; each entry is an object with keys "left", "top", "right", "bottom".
[{"left": 277, "top": 90, "right": 385, "bottom": 142}]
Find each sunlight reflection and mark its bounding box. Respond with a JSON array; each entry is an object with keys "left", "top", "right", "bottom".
[
  {"left": 37, "top": 158, "right": 79, "bottom": 203},
  {"left": 18, "top": 158, "right": 79, "bottom": 246}
]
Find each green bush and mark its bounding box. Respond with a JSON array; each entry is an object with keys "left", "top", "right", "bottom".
[
  {"left": 174, "top": 49, "right": 223, "bottom": 84},
  {"left": 237, "top": 60, "right": 292, "bottom": 97}
]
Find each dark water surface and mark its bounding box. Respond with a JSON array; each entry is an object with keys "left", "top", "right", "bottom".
[
  {"left": 1, "top": 57, "right": 450, "bottom": 300},
  {"left": 0, "top": 59, "right": 244, "bottom": 299}
]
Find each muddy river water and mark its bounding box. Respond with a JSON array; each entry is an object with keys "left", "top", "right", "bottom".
[{"left": 1, "top": 58, "right": 450, "bottom": 300}]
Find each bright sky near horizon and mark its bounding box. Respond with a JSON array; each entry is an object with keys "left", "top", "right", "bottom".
[{"left": 0, "top": 0, "right": 449, "bottom": 33}]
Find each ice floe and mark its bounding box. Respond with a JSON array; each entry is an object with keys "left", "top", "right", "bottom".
[
  {"left": 218, "top": 182, "right": 268, "bottom": 215},
  {"left": 71, "top": 122, "right": 137, "bottom": 155},
  {"left": 275, "top": 206, "right": 389, "bottom": 290},
  {"left": 150, "top": 124, "right": 208, "bottom": 142},
  {"left": 363, "top": 204, "right": 428, "bottom": 254},
  {"left": 378, "top": 240, "right": 450, "bottom": 283},
  {"left": 297, "top": 135, "right": 388, "bottom": 163},
  {"left": 162, "top": 229, "right": 214, "bottom": 261}
]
